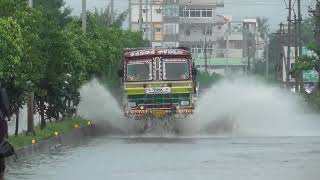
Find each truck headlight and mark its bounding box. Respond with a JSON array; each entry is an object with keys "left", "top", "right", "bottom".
[
  {"left": 128, "top": 102, "right": 137, "bottom": 107},
  {"left": 181, "top": 101, "right": 190, "bottom": 106}
]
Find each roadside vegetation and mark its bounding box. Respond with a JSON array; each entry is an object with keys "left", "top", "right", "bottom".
[
  {"left": 9, "top": 118, "right": 89, "bottom": 148},
  {"left": 0, "top": 0, "right": 147, "bottom": 138}
]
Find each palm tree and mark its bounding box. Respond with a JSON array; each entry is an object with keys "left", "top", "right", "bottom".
[{"left": 257, "top": 17, "right": 270, "bottom": 39}]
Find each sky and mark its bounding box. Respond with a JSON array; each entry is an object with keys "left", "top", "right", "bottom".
[{"left": 64, "top": 0, "right": 317, "bottom": 31}]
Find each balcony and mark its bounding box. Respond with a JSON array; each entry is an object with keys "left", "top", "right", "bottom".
[
  {"left": 163, "top": 34, "right": 179, "bottom": 41},
  {"left": 163, "top": 16, "right": 179, "bottom": 22},
  {"left": 179, "top": 17, "right": 216, "bottom": 24}
]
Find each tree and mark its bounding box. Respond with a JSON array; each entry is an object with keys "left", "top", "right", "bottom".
[
  {"left": 0, "top": 0, "right": 26, "bottom": 17},
  {"left": 0, "top": 17, "right": 24, "bottom": 134},
  {"left": 257, "top": 17, "right": 270, "bottom": 40},
  {"left": 94, "top": 6, "right": 128, "bottom": 28},
  {"left": 33, "top": 0, "right": 72, "bottom": 27}
]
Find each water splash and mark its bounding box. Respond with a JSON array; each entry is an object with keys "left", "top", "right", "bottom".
[
  {"left": 77, "top": 79, "right": 129, "bottom": 134},
  {"left": 192, "top": 77, "right": 320, "bottom": 137}
]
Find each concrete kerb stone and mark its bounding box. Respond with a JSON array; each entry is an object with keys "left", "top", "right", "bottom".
[{"left": 6, "top": 124, "right": 99, "bottom": 162}]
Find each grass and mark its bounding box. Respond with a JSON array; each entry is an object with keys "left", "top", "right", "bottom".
[{"left": 8, "top": 118, "right": 90, "bottom": 148}]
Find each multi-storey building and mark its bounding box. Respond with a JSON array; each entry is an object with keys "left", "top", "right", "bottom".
[
  {"left": 129, "top": 0, "right": 257, "bottom": 75},
  {"left": 129, "top": 0, "right": 180, "bottom": 48}
]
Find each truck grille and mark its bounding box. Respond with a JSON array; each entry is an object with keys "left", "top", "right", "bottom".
[{"left": 127, "top": 94, "right": 190, "bottom": 106}]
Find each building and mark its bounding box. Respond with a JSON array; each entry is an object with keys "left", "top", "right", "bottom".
[
  {"left": 129, "top": 0, "right": 180, "bottom": 48},
  {"left": 129, "top": 0, "right": 259, "bottom": 75}
]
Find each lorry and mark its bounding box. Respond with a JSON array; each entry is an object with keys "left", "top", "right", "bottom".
[{"left": 119, "top": 47, "right": 197, "bottom": 131}]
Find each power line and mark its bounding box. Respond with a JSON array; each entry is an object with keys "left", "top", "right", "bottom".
[{"left": 224, "top": 2, "right": 286, "bottom": 7}]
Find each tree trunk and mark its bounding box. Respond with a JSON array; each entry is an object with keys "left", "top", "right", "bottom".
[
  {"left": 15, "top": 110, "right": 19, "bottom": 136},
  {"left": 40, "top": 99, "right": 46, "bottom": 130}
]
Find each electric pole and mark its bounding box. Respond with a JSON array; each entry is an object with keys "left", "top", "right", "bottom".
[
  {"left": 129, "top": 0, "right": 132, "bottom": 31},
  {"left": 111, "top": 0, "right": 114, "bottom": 23},
  {"left": 27, "top": 0, "right": 35, "bottom": 135},
  {"left": 150, "top": 0, "right": 153, "bottom": 43},
  {"left": 297, "top": 0, "right": 304, "bottom": 92},
  {"left": 286, "top": 0, "right": 292, "bottom": 88},
  {"left": 28, "top": 0, "right": 33, "bottom": 7},
  {"left": 226, "top": 21, "right": 230, "bottom": 73},
  {"left": 82, "top": 0, "right": 87, "bottom": 33},
  {"left": 139, "top": 0, "right": 143, "bottom": 33},
  {"left": 204, "top": 37, "right": 208, "bottom": 73},
  {"left": 145, "top": 0, "right": 149, "bottom": 41},
  {"left": 294, "top": 13, "right": 299, "bottom": 93},
  {"left": 280, "top": 23, "right": 285, "bottom": 82},
  {"left": 316, "top": 1, "right": 320, "bottom": 47},
  {"left": 265, "top": 31, "right": 269, "bottom": 77}
]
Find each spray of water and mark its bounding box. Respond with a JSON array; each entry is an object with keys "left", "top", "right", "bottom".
[
  {"left": 77, "top": 79, "right": 130, "bottom": 134},
  {"left": 191, "top": 77, "right": 320, "bottom": 137},
  {"left": 76, "top": 78, "right": 320, "bottom": 137}
]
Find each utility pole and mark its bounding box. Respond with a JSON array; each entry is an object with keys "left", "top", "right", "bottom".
[
  {"left": 150, "top": 0, "right": 153, "bottom": 44},
  {"left": 243, "top": 23, "right": 250, "bottom": 73},
  {"left": 129, "top": 0, "right": 132, "bottom": 31},
  {"left": 316, "top": 1, "right": 320, "bottom": 47},
  {"left": 111, "top": 0, "right": 114, "bottom": 23},
  {"left": 226, "top": 21, "right": 230, "bottom": 73},
  {"left": 82, "top": 0, "right": 87, "bottom": 33},
  {"left": 204, "top": 37, "right": 208, "bottom": 73},
  {"left": 286, "top": 0, "right": 292, "bottom": 88},
  {"left": 294, "top": 13, "right": 299, "bottom": 93},
  {"left": 265, "top": 31, "right": 269, "bottom": 77},
  {"left": 161, "top": 2, "right": 164, "bottom": 47},
  {"left": 297, "top": 0, "right": 304, "bottom": 92},
  {"left": 27, "top": 0, "right": 35, "bottom": 135},
  {"left": 145, "top": 0, "right": 149, "bottom": 41},
  {"left": 28, "top": 0, "right": 33, "bottom": 7},
  {"left": 139, "top": 0, "right": 143, "bottom": 33}
]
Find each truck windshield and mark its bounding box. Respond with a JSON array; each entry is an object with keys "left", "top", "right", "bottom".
[
  {"left": 127, "top": 61, "right": 152, "bottom": 82},
  {"left": 163, "top": 59, "right": 190, "bottom": 81}
]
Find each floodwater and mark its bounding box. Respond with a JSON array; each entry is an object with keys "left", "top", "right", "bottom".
[
  {"left": 6, "top": 78, "right": 320, "bottom": 180},
  {"left": 6, "top": 135, "right": 320, "bottom": 180}
]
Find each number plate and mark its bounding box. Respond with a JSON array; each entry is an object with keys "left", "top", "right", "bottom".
[
  {"left": 145, "top": 87, "right": 171, "bottom": 94},
  {"left": 151, "top": 110, "right": 166, "bottom": 118}
]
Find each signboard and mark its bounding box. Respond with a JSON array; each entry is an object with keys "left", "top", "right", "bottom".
[
  {"left": 303, "top": 70, "right": 319, "bottom": 82},
  {"left": 125, "top": 49, "right": 190, "bottom": 57},
  {"left": 145, "top": 87, "right": 171, "bottom": 94}
]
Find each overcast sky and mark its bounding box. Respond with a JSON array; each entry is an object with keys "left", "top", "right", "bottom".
[{"left": 64, "top": 0, "right": 317, "bottom": 31}]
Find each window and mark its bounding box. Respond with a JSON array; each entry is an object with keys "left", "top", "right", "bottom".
[
  {"left": 195, "top": 10, "right": 201, "bottom": 17},
  {"left": 179, "top": 10, "right": 184, "bottom": 17},
  {"left": 163, "top": 59, "right": 190, "bottom": 81},
  {"left": 202, "top": 27, "right": 212, "bottom": 36},
  {"left": 155, "top": 9, "right": 162, "bottom": 14},
  {"left": 191, "top": 45, "right": 203, "bottom": 54},
  {"left": 184, "top": 10, "right": 189, "bottom": 17},
  {"left": 231, "top": 41, "right": 242, "bottom": 49},
  {"left": 156, "top": 28, "right": 161, "bottom": 33},
  {"left": 127, "top": 61, "right": 152, "bottom": 82},
  {"left": 190, "top": 9, "right": 196, "bottom": 17},
  {"left": 207, "top": 10, "right": 213, "bottom": 17},
  {"left": 164, "top": 24, "right": 176, "bottom": 34},
  {"left": 163, "top": 5, "right": 178, "bottom": 17},
  {"left": 185, "top": 29, "right": 191, "bottom": 36},
  {"left": 202, "top": 9, "right": 207, "bottom": 17},
  {"left": 143, "top": 9, "right": 148, "bottom": 13},
  {"left": 179, "top": 8, "right": 213, "bottom": 17}
]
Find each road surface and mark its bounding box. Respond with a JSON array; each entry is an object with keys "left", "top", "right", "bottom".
[{"left": 6, "top": 135, "right": 320, "bottom": 180}]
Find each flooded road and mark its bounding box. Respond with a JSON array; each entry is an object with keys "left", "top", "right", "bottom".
[{"left": 6, "top": 135, "right": 320, "bottom": 180}]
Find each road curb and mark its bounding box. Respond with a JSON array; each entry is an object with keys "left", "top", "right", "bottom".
[{"left": 6, "top": 124, "right": 99, "bottom": 161}]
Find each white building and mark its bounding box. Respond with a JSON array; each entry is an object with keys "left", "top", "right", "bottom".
[{"left": 129, "top": 0, "right": 260, "bottom": 75}]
